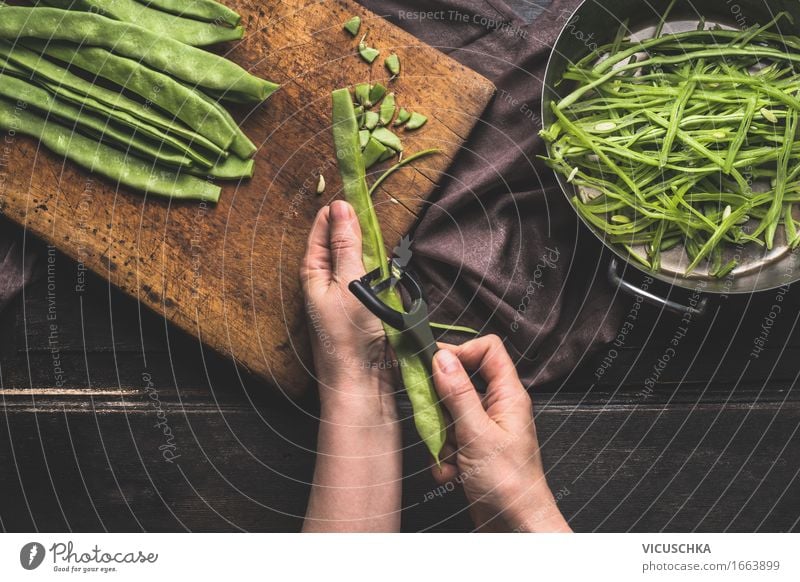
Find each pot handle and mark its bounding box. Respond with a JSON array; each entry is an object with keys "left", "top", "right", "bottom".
[{"left": 607, "top": 258, "right": 707, "bottom": 317}]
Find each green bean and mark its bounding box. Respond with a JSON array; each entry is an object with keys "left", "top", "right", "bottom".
[
  {"left": 385, "top": 54, "right": 400, "bottom": 77},
  {"left": 369, "top": 83, "right": 387, "bottom": 105},
  {"left": 654, "top": 0, "right": 677, "bottom": 39},
  {"left": 659, "top": 78, "right": 696, "bottom": 166},
  {"left": 0, "top": 7, "right": 278, "bottom": 103},
  {"left": 642, "top": 111, "right": 736, "bottom": 176},
  {"left": 405, "top": 112, "right": 428, "bottom": 130},
  {"left": 551, "top": 102, "right": 642, "bottom": 200},
  {"left": 0, "top": 71, "right": 194, "bottom": 169},
  {"left": 784, "top": 205, "right": 798, "bottom": 245},
  {"left": 394, "top": 108, "right": 411, "bottom": 127},
  {"left": 354, "top": 83, "right": 371, "bottom": 108},
  {"left": 379, "top": 93, "right": 396, "bottom": 126},
  {"left": 0, "top": 97, "right": 220, "bottom": 201},
  {"left": 190, "top": 83, "right": 257, "bottom": 158},
  {"left": 714, "top": 259, "right": 738, "bottom": 278},
  {"left": 760, "top": 108, "right": 797, "bottom": 248},
  {"left": 541, "top": 14, "right": 800, "bottom": 275},
  {"left": 331, "top": 88, "right": 446, "bottom": 462},
  {"left": 363, "top": 111, "right": 379, "bottom": 130},
  {"left": 371, "top": 127, "right": 403, "bottom": 152},
  {"left": 561, "top": 46, "right": 800, "bottom": 110},
  {"left": 729, "top": 11, "right": 790, "bottom": 48},
  {"left": 368, "top": 148, "right": 441, "bottom": 196},
  {"left": 343, "top": 16, "right": 361, "bottom": 36},
  {"left": 710, "top": 244, "right": 723, "bottom": 274},
  {"left": 591, "top": 13, "right": 792, "bottom": 75},
  {"left": 16, "top": 72, "right": 216, "bottom": 167},
  {"left": 429, "top": 322, "right": 480, "bottom": 335},
  {"left": 24, "top": 41, "right": 241, "bottom": 153},
  {"left": 362, "top": 137, "right": 387, "bottom": 169},
  {"left": 42, "top": 81, "right": 216, "bottom": 167},
  {"left": 358, "top": 130, "right": 370, "bottom": 149},
  {"left": 187, "top": 153, "right": 254, "bottom": 179},
  {"left": 133, "top": 0, "right": 241, "bottom": 27},
  {"left": 39, "top": 0, "right": 244, "bottom": 46},
  {"left": 686, "top": 205, "right": 750, "bottom": 272},
  {"left": 358, "top": 39, "right": 380, "bottom": 64},
  {"left": 691, "top": 73, "right": 800, "bottom": 110},
  {"left": 0, "top": 42, "right": 226, "bottom": 160}
]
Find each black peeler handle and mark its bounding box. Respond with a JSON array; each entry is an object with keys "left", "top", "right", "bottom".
[
  {"left": 348, "top": 279, "right": 405, "bottom": 330},
  {"left": 349, "top": 265, "right": 489, "bottom": 394}
]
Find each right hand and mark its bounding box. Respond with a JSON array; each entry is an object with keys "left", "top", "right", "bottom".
[{"left": 431, "top": 336, "right": 571, "bottom": 532}]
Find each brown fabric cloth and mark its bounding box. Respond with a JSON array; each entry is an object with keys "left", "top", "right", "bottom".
[
  {"left": 359, "top": 0, "right": 625, "bottom": 387},
  {"left": 0, "top": 226, "right": 35, "bottom": 314}
]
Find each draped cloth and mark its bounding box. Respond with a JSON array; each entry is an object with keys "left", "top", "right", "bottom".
[
  {"left": 358, "top": 0, "right": 625, "bottom": 386},
  {"left": 0, "top": 228, "right": 34, "bottom": 314}
]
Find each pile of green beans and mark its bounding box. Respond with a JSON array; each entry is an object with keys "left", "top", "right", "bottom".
[
  {"left": 351, "top": 82, "right": 429, "bottom": 170},
  {"left": 0, "top": 2, "right": 278, "bottom": 203},
  {"left": 39, "top": 0, "right": 244, "bottom": 47},
  {"left": 541, "top": 12, "right": 800, "bottom": 277},
  {"left": 332, "top": 88, "right": 445, "bottom": 462}
]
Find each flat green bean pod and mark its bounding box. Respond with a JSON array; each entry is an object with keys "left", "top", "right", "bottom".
[
  {"left": 39, "top": 0, "right": 244, "bottom": 47},
  {"left": 39, "top": 82, "right": 216, "bottom": 167},
  {"left": 2, "top": 57, "right": 252, "bottom": 178},
  {"left": 0, "top": 55, "right": 218, "bottom": 168},
  {"left": 362, "top": 137, "right": 387, "bottom": 168},
  {"left": 191, "top": 86, "right": 257, "bottom": 158},
  {"left": 0, "top": 7, "right": 278, "bottom": 103},
  {"left": 371, "top": 127, "right": 403, "bottom": 151},
  {"left": 133, "top": 0, "right": 241, "bottom": 27},
  {"left": 331, "top": 88, "right": 446, "bottom": 462},
  {"left": 385, "top": 54, "right": 400, "bottom": 77},
  {"left": 27, "top": 41, "right": 241, "bottom": 153},
  {"left": 0, "top": 97, "right": 221, "bottom": 202},
  {"left": 0, "top": 72, "right": 194, "bottom": 169},
  {"left": 379, "top": 93, "right": 396, "bottom": 126},
  {"left": 0, "top": 42, "right": 226, "bottom": 160},
  {"left": 404, "top": 112, "right": 428, "bottom": 130},
  {"left": 187, "top": 154, "right": 254, "bottom": 179}
]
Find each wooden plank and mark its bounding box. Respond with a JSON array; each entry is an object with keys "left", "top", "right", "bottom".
[
  {"left": 0, "top": 396, "right": 797, "bottom": 532},
  {"left": 5, "top": 245, "right": 800, "bottom": 402},
  {"left": 0, "top": 0, "right": 495, "bottom": 398}
]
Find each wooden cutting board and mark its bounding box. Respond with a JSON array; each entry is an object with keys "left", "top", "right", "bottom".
[{"left": 0, "top": 0, "right": 494, "bottom": 397}]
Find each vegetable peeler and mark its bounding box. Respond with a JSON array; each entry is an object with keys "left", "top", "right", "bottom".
[{"left": 348, "top": 259, "right": 438, "bottom": 372}]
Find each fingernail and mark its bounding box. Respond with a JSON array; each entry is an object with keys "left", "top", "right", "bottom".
[
  {"left": 436, "top": 349, "right": 458, "bottom": 374},
  {"left": 331, "top": 200, "right": 350, "bottom": 222}
]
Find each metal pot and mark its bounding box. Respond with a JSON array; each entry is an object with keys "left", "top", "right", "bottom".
[{"left": 542, "top": 0, "right": 800, "bottom": 311}]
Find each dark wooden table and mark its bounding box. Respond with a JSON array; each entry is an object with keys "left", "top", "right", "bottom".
[
  {"left": 2, "top": 0, "right": 799, "bottom": 533},
  {"left": 1, "top": 217, "right": 798, "bottom": 532}
]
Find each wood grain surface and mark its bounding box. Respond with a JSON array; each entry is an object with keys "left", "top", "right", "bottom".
[
  {"left": 0, "top": 0, "right": 495, "bottom": 397},
  {"left": 1, "top": 247, "right": 798, "bottom": 531}
]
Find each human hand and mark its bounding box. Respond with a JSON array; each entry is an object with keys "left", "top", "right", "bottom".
[
  {"left": 300, "top": 201, "right": 396, "bottom": 421},
  {"left": 431, "top": 336, "right": 571, "bottom": 532},
  {"left": 301, "top": 201, "right": 402, "bottom": 532}
]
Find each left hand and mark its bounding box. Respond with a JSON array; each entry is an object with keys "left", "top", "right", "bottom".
[
  {"left": 300, "top": 201, "right": 396, "bottom": 416},
  {"left": 301, "top": 201, "right": 402, "bottom": 532}
]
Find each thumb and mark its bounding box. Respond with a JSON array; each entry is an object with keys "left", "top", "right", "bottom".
[
  {"left": 328, "top": 200, "right": 365, "bottom": 283},
  {"left": 433, "top": 349, "right": 491, "bottom": 442}
]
